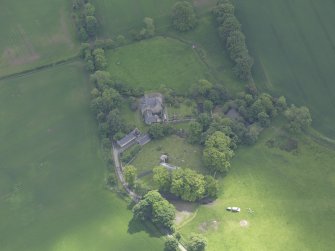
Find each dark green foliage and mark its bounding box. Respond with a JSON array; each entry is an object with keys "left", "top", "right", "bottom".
[
  {"left": 85, "top": 15, "right": 97, "bottom": 36},
  {"left": 170, "top": 168, "right": 206, "bottom": 202},
  {"left": 203, "top": 131, "right": 234, "bottom": 174},
  {"left": 213, "top": 0, "right": 253, "bottom": 81},
  {"left": 93, "top": 48, "right": 107, "bottom": 70},
  {"left": 84, "top": 2, "right": 95, "bottom": 16},
  {"left": 124, "top": 165, "right": 137, "bottom": 188},
  {"left": 187, "top": 233, "right": 207, "bottom": 251},
  {"left": 284, "top": 105, "right": 312, "bottom": 133},
  {"left": 153, "top": 166, "right": 171, "bottom": 193},
  {"left": 187, "top": 121, "right": 203, "bottom": 144},
  {"left": 165, "top": 237, "right": 179, "bottom": 251},
  {"left": 132, "top": 191, "right": 175, "bottom": 231},
  {"left": 121, "top": 144, "right": 142, "bottom": 163},
  {"left": 148, "top": 124, "right": 175, "bottom": 139},
  {"left": 204, "top": 175, "right": 219, "bottom": 198},
  {"left": 171, "top": 1, "right": 197, "bottom": 32}
]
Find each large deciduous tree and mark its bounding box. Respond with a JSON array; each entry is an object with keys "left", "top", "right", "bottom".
[
  {"left": 203, "top": 131, "right": 234, "bottom": 174},
  {"left": 284, "top": 105, "right": 312, "bottom": 133},
  {"left": 171, "top": 1, "right": 197, "bottom": 32},
  {"left": 132, "top": 190, "right": 175, "bottom": 231},
  {"left": 124, "top": 165, "right": 137, "bottom": 188},
  {"left": 170, "top": 168, "right": 205, "bottom": 202}
]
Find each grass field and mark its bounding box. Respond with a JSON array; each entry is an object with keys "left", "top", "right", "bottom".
[
  {"left": 235, "top": 0, "right": 335, "bottom": 138},
  {"left": 106, "top": 36, "right": 212, "bottom": 93},
  {"left": 180, "top": 127, "right": 335, "bottom": 250},
  {"left": 0, "top": 0, "right": 78, "bottom": 77},
  {"left": 131, "top": 135, "right": 204, "bottom": 176},
  {"left": 0, "top": 63, "right": 163, "bottom": 251},
  {"left": 92, "top": 0, "right": 179, "bottom": 36}
]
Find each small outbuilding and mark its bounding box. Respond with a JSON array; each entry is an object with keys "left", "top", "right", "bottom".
[{"left": 116, "top": 128, "right": 140, "bottom": 148}]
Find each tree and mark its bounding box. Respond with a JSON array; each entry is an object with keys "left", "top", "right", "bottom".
[
  {"left": 212, "top": 2, "right": 235, "bottom": 24},
  {"left": 203, "top": 100, "right": 213, "bottom": 113},
  {"left": 152, "top": 199, "right": 175, "bottom": 230},
  {"left": 171, "top": 1, "right": 197, "bottom": 32},
  {"left": 284, "top": 105, "right": 312, "bottom": 133},
  {"left": 148, "top": 124, "right": 165, "bottom": 139},
  {"left": 187, "top": 121, "right": 203, "bottom": 144},
  {"left": 187, "top": 233, "right": 207, "bottom": 251},
  {"left": 84, "top": 3, "right": 95, "bottom": 16},
  {"left": 107, "top": 109, "right": 124, "bottom": 136},
  {"left": 132, "top": 191, "right": 176, "bottom": 231},
  {"left": 116, "top": 35, "right": 126, "bottom": 46},
  {"left": 85, "top": 16, "right": 97, "bottom": 37},
  {"left": 203, "top": 131, "right": 234, "bottom": 173},
  {"left": 170, "top": 168, "right": 206, "bottom": 202},
  {"left": 165, "top": 237, "right": 179, "bottom": 251},
  {"left": 143, "top": 17, "right": 155, "bottom": 37},
  {"left": 257, "top": 111, "right": 270, "bottom": 127},
  {"left": 124, "top": 165, "right": 137, "bottom": 187},
  {"left": 153, "top": 166, "right": 171, "bottom": 193},
  {"left": 233, "top": 54, "right": 253, "bottom": 81},
  {"left": 204, "top": 175, "right": 219, "bottom": 198},
  {"left": 93, "top": 48, "right": 107, "bottom": 70},
  {"left": 218, "top": 15, "right": 240, "bottom": 42}
]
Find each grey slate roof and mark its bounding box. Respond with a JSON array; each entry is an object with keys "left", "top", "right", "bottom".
[{"left": 116, "top": 128, "right": 140, "bottom": 148}]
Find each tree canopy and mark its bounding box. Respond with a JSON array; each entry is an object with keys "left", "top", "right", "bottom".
[
  {"left": 132, "top": 190, "right": 175, "bottom": 231},
  {"left": 284, "top": 105, "right": 312, "bottom": 133},
  {"left": 203, "top": 131, "right": 234, "bottom": 173},
  {"left": 171, "top": 1, "right": 197, "bottom": 32}
]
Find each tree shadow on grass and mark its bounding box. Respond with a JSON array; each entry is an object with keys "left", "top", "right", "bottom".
[{"left": 127, "top": 217, "right": 164, "bottom": 238}]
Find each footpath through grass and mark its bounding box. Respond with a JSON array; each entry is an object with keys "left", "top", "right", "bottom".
[
  {"left": 235, "top": 0, "right": 335, "bottom": 138},
  {"left": 0, "top": 62, "right": 163, "bottom": 251},
  {"left": 106, "top": 36, "right": 211, "bottom": 93},
  {"left": 0, "top": 0, "right": 78, "bottom": 77},
  {"left": 180, "top": 127, "right": 335, "bottom": 251}
]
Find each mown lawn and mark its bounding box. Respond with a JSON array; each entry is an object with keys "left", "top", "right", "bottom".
[
  {"left": 0, "top": 0, "right": 78, "bottom": 76},
  {"left": 235, "top": 0, "right": 335, "bottom": 138},
  {"left": 106, "top": 36, "right": 212, "bottom": 93},
  {"left": 180, "top": 127, "right": 335, "bottom": 251},
  {"left": 131, "top": 135, "right": 205, "bottom": 176},
  {"left": 0, "top": 62, "right": 163, "bottom": 251}
]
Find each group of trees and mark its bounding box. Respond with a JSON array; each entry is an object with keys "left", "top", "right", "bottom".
[
  {"left": 186, "top": 79, "right": 312, "bottom": 174},
  {"left": 89, "top": 71, "right": 131, "bottom": 142},
  {"left": 153, "top": 166, "right": 219, "bottom": 202},
  {"left": 130, "top": 17, "right": 156, "bottom": 41},
  {"left": 80, "top": 44, "right": 108, "bottom": 72},
  {"left": 73, "top": 0, "right": 98, "bottom": 41},
  {"left": 132, "top": 190, "right": 176, "bottom": 232},
  {"left": 165, "top": 233, "right": 207, "bottom": 251},
  {"left": 171, "top": 1, "right": 197, "bottom": 32},
  {"left": 212, "top": 0, "right": 253, "bottom": 81}
]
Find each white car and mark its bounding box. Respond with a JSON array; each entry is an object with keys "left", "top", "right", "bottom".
[{"left": 226, "top": 207, "right": 241, "bottom": 212}]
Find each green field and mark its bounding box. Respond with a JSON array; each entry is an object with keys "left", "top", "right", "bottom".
[
  {"left": 92, "top": 0, "right": 179, "bottom": 36},
  {"left": 180, "top": 127, "right": 335, "bottom": 250},
  {"left": 106, "top": 37, "right": 212, "bottom": 93},
  {"left": 0, "top": 0, "right": 78, "bottom": 76},
  {"left": 235, "top": 0, "right": 335, "bottom": 138},
  {"left": 0, "top": 63, "right": 163, "bottom": 251}
]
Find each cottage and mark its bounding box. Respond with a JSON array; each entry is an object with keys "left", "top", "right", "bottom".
[{"left": 140, "top": 93, "right": 164, "bottom": 125}]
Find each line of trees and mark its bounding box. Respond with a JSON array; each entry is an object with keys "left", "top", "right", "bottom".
[
  {"left": 72, "top": 0, "right": 98, "bottom": 41},
  {"left": 212, "top": 0, "right": 253, "bottom": 81}
]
